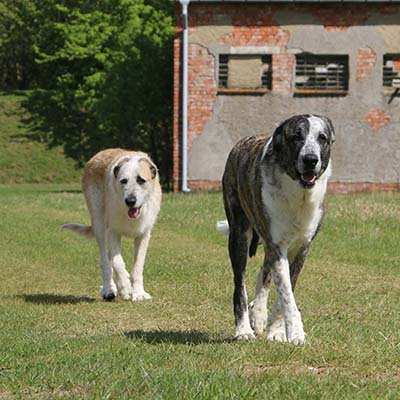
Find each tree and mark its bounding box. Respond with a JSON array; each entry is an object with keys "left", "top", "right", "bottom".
[{"left": 22, "top": 0, "right": 174, "bottom": 186}]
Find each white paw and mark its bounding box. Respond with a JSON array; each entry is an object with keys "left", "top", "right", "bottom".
[
  {"left": 132, "top": 290, "right": 152, "bottom": 301},
  {"left": 266, "top": 317, "right": 287, "bottom": 342},
  {"left": 118, "top": 284, "right": 133, "bottom": 300},
  {"left": 234, "top": 331, "right": 256, "bottom": 341},
  {"left": 234, "top": 324, "right": 256, "bottom": 341},
  {"left": 100, "top": 284, "right": 117, "bottom": 301},
  {"left": 286, "top": 314, "right": 306, "bottom": 346},
  {"left": 249, "top": 301, "right": 267, "bottom": 335}
]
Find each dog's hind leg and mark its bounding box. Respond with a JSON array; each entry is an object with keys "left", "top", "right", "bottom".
[
  {"left": 107, "top": 230, "right": 133, "bottom": 300},
  {"left": 226, "top": 208, "right": 255, "bottom": 341},
  {"left": 131, "top": 232, "right": 152, "bottom": 301},
  {"left": 249, "top": 254, "right": 272, "bottom": 336},
  {"left": 289, "top": 246, "right": 309, "bottom": 290}
]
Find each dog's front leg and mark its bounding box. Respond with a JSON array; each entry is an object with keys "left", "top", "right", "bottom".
[
  {"left": 249, "top": 254, "right": 272, "bottom": 336},
  {"left": 131, "top": 232, "right": 152, "bottom": 301},
  {"left": 96, "top": 232, "right": 117, "bottom": 301},
  {"left": 108, "top": 230, "right": 132, "bottom": 300},
  {"left": 271, "top": 251, "right": 305, "bottom": 345},
  {"left": 266, "top": 246, "right": 308, "bottom": 342}
]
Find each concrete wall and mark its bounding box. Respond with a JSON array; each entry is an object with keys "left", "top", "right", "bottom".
[{"left": 173, "top": 3, "right": 400, "bottom": 191}]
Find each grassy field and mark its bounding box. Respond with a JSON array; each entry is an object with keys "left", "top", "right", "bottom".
[
  {"left": 0, "top": 94, "right": 81, "bottom": 184},
  {"left": 0, "top": 185, "right": 399, "bottom": 399}
]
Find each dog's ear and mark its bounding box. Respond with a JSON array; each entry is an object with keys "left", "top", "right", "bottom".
[
  {"left": 321, "top": 116, "right": 335, "bottom": 144},
  {"left": 138, "top": 158, "right": 158, "bottom": 181},
  {"left": 113, "top": 164, "right": 120, "bottom": 178},
  {"left": 113, "top": 157, "right": 130, "bottom": 178},
  {"left": 272, "top": 121, "right": 285, "bottom": 153}
]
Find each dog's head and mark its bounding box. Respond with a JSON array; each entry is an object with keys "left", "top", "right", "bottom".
[
  {"left": 112, "top": 156, "right": 158, "bottom": 219},
  {"left": 271, "top": 114, "right": 335, "bottom": 189}
]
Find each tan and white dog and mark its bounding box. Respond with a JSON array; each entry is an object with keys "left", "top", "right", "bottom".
[{"left": 63, "top": 148, "right": 162, "bottom": 301}]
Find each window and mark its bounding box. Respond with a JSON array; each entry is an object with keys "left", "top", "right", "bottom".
[
  {"left": 218, "top": 54, "right": 271, "bottom": 93},
  {"left": 383, "top": 54, "right": 400, "bottom": 90},
  {"left": 295, "top": 54, "right": 349, "bottom": 95}
]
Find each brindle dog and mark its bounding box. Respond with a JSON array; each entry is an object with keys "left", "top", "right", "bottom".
[{"left": 221, "top": 114, "right": 335, "bottom": 344}]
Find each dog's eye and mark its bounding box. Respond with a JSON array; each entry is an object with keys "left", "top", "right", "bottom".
[
  {"left": 318, "top": 134, "right": 328, "bottom": 143},
  {"left": 293, "top": 128, "right": 303, "bottom": 141},
  {"left": 137, "top": 176, "right": 146, "bottom": 185},
  {"left": 120, "top": 178, "right": 128, "bottom": 185}
]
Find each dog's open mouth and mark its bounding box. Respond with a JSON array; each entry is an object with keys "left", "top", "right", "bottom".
[
  {"left": 128, "top": 207, "right": 141, "bottom": 219},
  {"left": 300, "top": 172, "right": 317, "bottom": 189}
]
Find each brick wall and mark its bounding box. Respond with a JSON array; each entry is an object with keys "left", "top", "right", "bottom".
[{"left": 173, "top": 3, "right": 400, "bottom": 192}]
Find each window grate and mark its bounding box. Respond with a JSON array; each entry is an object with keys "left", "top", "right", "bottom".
[
  {"left": 218, "top": 54, "right": 271, "bottom": 90},
  {"left": 261, "top": 55, "right": 272, "bottom": 90},
  {"left": 383, "top": 54, "right": 400, "bottom": 89},
  {"left": 295, "top": 54, "right": 349, "bottom": 93},
  {"left": 218, "top": 54, "right": 229, "bottom": 88}
]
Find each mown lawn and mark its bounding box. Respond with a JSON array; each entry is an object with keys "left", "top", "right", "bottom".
[{"left": 0, "top": 185, "right": 399, "bottom": 399}]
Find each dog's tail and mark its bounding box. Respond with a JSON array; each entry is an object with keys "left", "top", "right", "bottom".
[
  {"left": 62, "top": 223, "right": 94, "bottom": 239},
  {"left": 216, "top": 220, "right": 259, "bottom": 258},
  {"left": 216, "top": 220, "right": 230, "bottom": 236}
]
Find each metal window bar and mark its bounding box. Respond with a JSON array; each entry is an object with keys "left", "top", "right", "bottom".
[
  {"left": 295, "top": 54, "right": 349, "bottom": 92},
  {"left": 218, "top": 54, "right": 229, "bottom": 88},
  {"left": 383, "top": 54, "right": 400, "bottom": 88},
  {"left": 261, "top": 55, "right": 272, "bottom": 90}
]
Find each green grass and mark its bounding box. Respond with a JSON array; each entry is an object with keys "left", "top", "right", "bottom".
[
  {"left": 0, "top": 186, "right": 399, "bottom": 399},
  {"left": 0, "top": 94, "right": 81, "bottom": 184}
]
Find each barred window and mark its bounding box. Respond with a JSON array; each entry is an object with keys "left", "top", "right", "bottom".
[
  {"left": 218, "top": 54, "right": 271, "bottom": 92},
  {"left": 383, "top": 54, "right": 400, "bottom": 90},
  {"left": 295, "top": 54, "right": 349, "bottom": 95}
]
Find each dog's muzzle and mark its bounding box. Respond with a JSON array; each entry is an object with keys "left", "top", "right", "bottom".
[
  {"left": 125, "top": 196, "right": 141, "bottom": 219},
  {"left": 299, "top": 154, "right": 319, "bottom": 189}
]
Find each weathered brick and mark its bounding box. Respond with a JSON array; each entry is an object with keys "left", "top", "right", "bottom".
[
  {"left": 356, "top": 47, "right": 377, "bottom": 81},
  {"left": 364, "top": 108, "right": 391, "bottom": 132}
]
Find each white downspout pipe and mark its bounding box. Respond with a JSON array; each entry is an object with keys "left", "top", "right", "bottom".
[{"left": 180, "top": 0, "right": 191, "bottom": 192}]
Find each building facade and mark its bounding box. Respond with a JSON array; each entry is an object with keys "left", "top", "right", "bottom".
[{"left": 173, "top": 1, "right": 400, "bottom": 192}]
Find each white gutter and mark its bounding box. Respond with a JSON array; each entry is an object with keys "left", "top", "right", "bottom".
[{"left": 179, "top": 0, "right": 191, "bottom": 192}]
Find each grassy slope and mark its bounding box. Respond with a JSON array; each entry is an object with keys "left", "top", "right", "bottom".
[
  {"left": 0, "top": 186, "right": 399, "bottom": 399},
  {"left": 0, "top": 94, "right": 81, "bottom": 184}
]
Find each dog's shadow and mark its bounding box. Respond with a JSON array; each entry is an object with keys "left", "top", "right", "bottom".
[
  {"left": 124, "top": 330, "right": 226, "bottom": 345},
  {"left": 21, "top": 293, "right": 95, "bottom": 305}
]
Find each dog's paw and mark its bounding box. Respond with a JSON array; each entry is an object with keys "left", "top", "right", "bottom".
[
  {"left": 234, "top": 332, "right": 256, "bottom": 341},
  {"left": 132, "top": 290, "right": 152, "bottom": 301},
  {"left": 100, "top": 285, "right": 117, "bottom": 301},
  {"left": 286, "top": 327, "right": 305, "bottom": 346},
  {"left": 286, "top": 314, "right": 306, "bottom": 346},
  {"left": 234, "top": 325, "right": 256, "bottom": 341},
  {"left": 249, "top": 301, "right": 267, "bottom": 336},
  {"left": 118, "top": 285, "right": 133, "bottom": 300},
  {"left": 266, "top": 317, "right": 287, "bottom": 342}
]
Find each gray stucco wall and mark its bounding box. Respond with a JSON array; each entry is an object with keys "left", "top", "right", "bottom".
[{"left": 186, "top": 5, "right": 400, "bottom": 184}]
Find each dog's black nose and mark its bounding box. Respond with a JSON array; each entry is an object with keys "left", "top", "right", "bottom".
[
  {"left": 303, "top": 154, "right": 319, "bottom": 169},
  {"left": 125, "top": 196, "right": 137, "bottom": 207}
]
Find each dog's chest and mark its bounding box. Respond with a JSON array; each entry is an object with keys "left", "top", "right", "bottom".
[{"left": 261, "top": 173, "right": 326, "bottom": 249}]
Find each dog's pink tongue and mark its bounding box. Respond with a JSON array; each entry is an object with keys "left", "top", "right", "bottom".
[
  {"left": 303, "top": 172, "right": 316, "bottom": 183},
  {"left": 128, "top": 207, "right": 140, "bottom": 219}
]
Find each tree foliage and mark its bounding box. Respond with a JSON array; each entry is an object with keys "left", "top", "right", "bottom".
[{"left": 1, "top": 0, "right": 174, "bottom": 186}]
